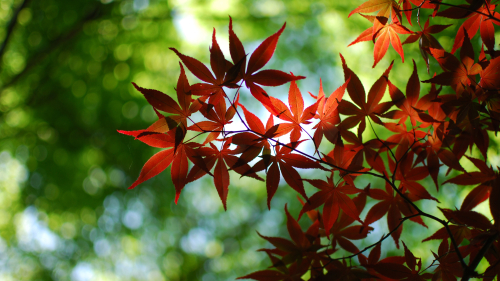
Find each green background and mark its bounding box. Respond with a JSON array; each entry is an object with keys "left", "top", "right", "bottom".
[{"left": 0, "top": 0, "right": 499, "bottom": 280}]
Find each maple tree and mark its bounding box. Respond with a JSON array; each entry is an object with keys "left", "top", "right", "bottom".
[{"left": 118, "top": 1, "right": 500, "bottom": 280}]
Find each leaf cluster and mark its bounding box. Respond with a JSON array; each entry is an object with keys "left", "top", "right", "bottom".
[{"left": 120, "top": 2, "right": 500, "bottom": 280}]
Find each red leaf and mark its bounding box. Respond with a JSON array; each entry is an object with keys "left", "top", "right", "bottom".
[
  {"left": 170, "top": 48, "right": 216, "bottom": 84},
  {"left": 285, "top": 204, "right": 307, "bottom": 248},
  {"left": 349, "top": 0, "right": 398, "bottom": 18},
  {"left": 210, "top": 28, "right": 227, "bottom": 83},
  {"left": 229, "top": 16, "right": 246, "bottom": 69},
  {"left": 214, "top": 156, "right": 230, "bottom": 210},
  {"left": 129, "top": 149, "right": 175, "bottom": 190},
  {"left": 247, "top": 23, "right": 286, "bottom": 74},
  {"left": 461, "top": 185, "right": 491, "bottom": 211},
  {"left": 489, "top": 178, "right": 500, "bottom": 225},
  {"left": 402, "top": 241, "right": 416, "bottom": 270},
  {"left": 372, "top": 18, "right": 412, "bottom": 67},
  {"left": 249, "top": 70, "right": 304, "bottom": 86},
  {"left": 172, "top": 145, "right": 189, "bottom": 203},
  {"left": 266, "top": 162, "right": 280, "bottom": 209},
  {"left": 132, "top": 82, "right": 182, "bottom": 115}
]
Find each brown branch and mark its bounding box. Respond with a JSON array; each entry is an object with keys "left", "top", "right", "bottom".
[
  {"left": 330, "top": 214, "right": 420, "bottom": 261},
  {"left": 0, "top": 5, "right": 102, "bottom": 93},
  {"left": 0, "top": 0, "right": 31, "bottom": 64},
  {"left": 429, "top": 0, "right": 500, "bottom": 24}
]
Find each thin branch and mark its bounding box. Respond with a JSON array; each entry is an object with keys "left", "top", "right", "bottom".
[
  {"left": 331, "top": 214, "right": 420, "bottom": 261},
  {"left": 0, "top": 0, "right": 31, "bottom": 64},
  {"left": 0, "top": 5, "right": 102, "bottom": 93},
  {"left": 429, "top": 1, "right": 500, "bottom": 24}
]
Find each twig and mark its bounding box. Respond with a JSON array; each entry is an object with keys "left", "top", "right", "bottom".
[
  {"left": 0, "top": 0, "right": 31, "bottom": 64},
  {"left": 0, "top": 5, "right": 102, "bottom": 93},
  {"left": 429, "top": 1, "right": 500, "bottom": 24}
]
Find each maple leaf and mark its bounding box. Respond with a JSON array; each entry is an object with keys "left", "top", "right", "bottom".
[
  {"left": 348, "top": 0, "right": 399, "bottom": 19},
  {"left": 344, "top": 136, "right": 388, "bottom": 175},
  {"left": 444, "top": 156, "right": 498, "bottom": 186},
  {"left": 359, "top": 241, "right": 407, "bottom": 280},
  {"left": 403, "top": 19, "right": 452, "bottom": 72},
  {"left": 240, "top": 205, "right": 325, "bottom": 280},
  {"left": 372, "top": 242, "right": 433, "bottom": 280},
  {"left": 444, "top": 112, "right": 491, "bottom": 160},
  {"left": 171, "top": 18, "right": 305, "bottom": 110},
  {"left": 338, "top": 54, "right": 394, "bottom": 138},
  {"left": 309, "top": 78, "right": 349, "bottom": 148},
  {"left": 230, "top": 104, "right": 274, "bottom": 168},
  {"left": 170, "top": 30, "right": 233, "bottom": 106},
  {"left": 192, "top": 139, "right": 263, "bottom": 210},
  {"left": 384, "top": 60, "right": 441, "bottom": 127},
  {"left": 420, "top": 131, "right": 464, "bottom": 190},
  {"left": 251, "top": 142, "right": 325, "bottom": 208},
  {"left": 226, "top": 18, "right": 305, "bottom": 113},
  {"left": 383, "top": 122, "right": 426, "bottom": 161},
  {"left": 388, "top": 151, "right": 439, "bottom": 202},
  {"left": 267, "top": 80, "right": 319, "bottom": 143},
  {"left": 365, "top": 182, "right": 426, "bottom": 247},
  {"left": 479, "top": 55, "right": 500, "bottom": 90},
  {"left": 431, "top": 239, "right": 466, "bottom": 280},
  {"left": 437, "top": 0, "right": 499, "bottom": 53},
  {"left": 118, "top": 118, "right": 180, "bottom": 148},
  {"left": 299, "top": 175, "right": 363, "bottom": 236},
  {"left": 131, "top": 63, "right": 202, "bottom": 128},
  {"left": 118, "top": 127, "right": 202, "bottom": 203},
  {"left": 422, "top": 224, "right": 472, "bottom": 246},
  {"left": 322, "top": 138, "right": 368, "bottom": 186},
  {"left": 320, "top": 259, "right": 378, "bottom": 281},
  {"left": 423, "top": 31, "right": 481, "bottom": 96},
  {"left": 329, "top": 192, "right": 373, "bottom": 253},
  {"left": 371, "top": 17, "right": 412, "bottom": 67},
  {"left": 439, "top": 207, "right": 493, "bottom": 231},
  {"left": 348, "top": 16, "right": 412, "bottom": 68},
  {"left": 188, "top": 97, "right": 236, "bottom": 144}
]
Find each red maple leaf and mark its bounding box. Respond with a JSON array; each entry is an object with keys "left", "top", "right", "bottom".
[
  {"left": 359, "top": 241, "right": 406, "bottom": 281},
  {"left": 117, "top": 129, "right": 202, "bottom": 204},
  {"left": 365, "top": 182, "right": 427, "bottom": 247},
  {"left": 322, "top": 138, "right": 368, "bottom": 186},
  {"left": 188, "top": 97, "right": 236, "bottom": 144},
  {"left": 192, "top": 139, "right": 263, "bottom": 210},
  {"left": 239, "top": 205, "right": 324, "bottom": 280},
  {"left": 403, "top": 19, "right": 452, "bottom": 72},
  {"left": 171, "top": 18, "right": 305, "bottom": 111},
  {"left": 131, "top": 63, "right": 202, "bottom": 128},
  {"left": 437, "top": 0, "right": 499, "bottom": 53},
  {"left": 371, "top": 241, "right": 433, "bottom": 280},
  {"left": 348, "top": 16, "right": 412, "bottom": 67},
  {"left": 431, "top": 239, "right": 466, "bottom": 280},
  {"left": 299, "top": 175, "right": 363, "bottom": 236},
  {"left": 338, "top": 55, "right": 394, "bottom": 138},
  {"left": 268, "top": 80, "right": 319, "bottom": 143},
  {"left": 348, "top": 0, "right": 399, "bottom": 19},
  {"left": 251, "top": 142, "right": 324, "bottom": 208},
  {"left": 329, "top": 192, "right": 373, "bottom": 253},
  {"left": 309, "top": 78, "right": 349, "bottom": 149},
  {"left": 423, "top": 31, "right": 481, "bottom": 96},
  {"left": 389, "top": 151, "right": 439, "bottom": 202},
  {"left": 227, "top": 18, "right": 305, "bottom": 113},
  {"left": 384, "top": 60, "right": 440, "bottom": 127}
]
